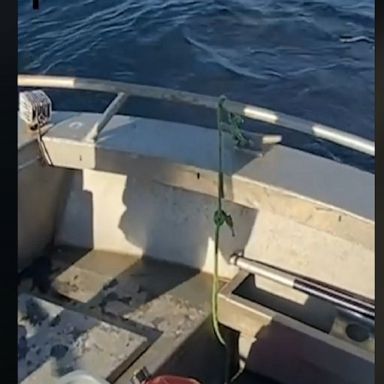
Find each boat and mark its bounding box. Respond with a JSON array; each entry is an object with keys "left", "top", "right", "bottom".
[{"left": 18, "top": 74, "right": 374, "bottom": 384}]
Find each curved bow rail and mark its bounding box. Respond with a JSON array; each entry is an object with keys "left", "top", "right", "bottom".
[{"left": 18, "top": 75, "right": 374, "bottom": 156}]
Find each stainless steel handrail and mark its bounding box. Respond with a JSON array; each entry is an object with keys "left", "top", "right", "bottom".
[{"left": 18, "top": 74, "right": 375, "bottom": 156}]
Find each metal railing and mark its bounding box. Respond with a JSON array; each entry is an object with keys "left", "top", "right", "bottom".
[{"left": 18, "top": 75, "right": 375, "bottom": 156}]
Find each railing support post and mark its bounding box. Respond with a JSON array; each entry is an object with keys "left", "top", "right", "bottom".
[{"left": 84, "top": 92, "right": 128, "bottom": 142}]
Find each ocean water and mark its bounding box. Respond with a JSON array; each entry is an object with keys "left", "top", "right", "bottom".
[{"left": 18, "top": 0, "right": 374, "bottom": 171}]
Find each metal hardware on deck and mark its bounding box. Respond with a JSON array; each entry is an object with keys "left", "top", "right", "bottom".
[
  {"left": 18, "top": 75, "right": 375, "bottom": 156},
  {"left": 229, "top": 254, "right": 375, "bottom": 320},
  {"left": 85, "top": 92, "right": 129, "bottom": 142},
  {"left": 258, "top": 134, "right": 282, "bottom": 145},
  {"left": 128, "top": 367, "right": 151, "bottom": 384},
  {"left": 229, "top": 254, "right": 294, "bottom": 287}
]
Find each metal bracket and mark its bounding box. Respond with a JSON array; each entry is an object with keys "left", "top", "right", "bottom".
[{"left": 127, "top": 366, "right": 151, "bottom": 384}]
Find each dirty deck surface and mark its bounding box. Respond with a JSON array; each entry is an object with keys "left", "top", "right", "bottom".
[
  {"left": 18, "top": 247, "right": 211, "bottom": 383},
  {"left": 18, "top": 294, "right": 148, "bottom": 384},
  {"left": 18, "top": 247, "right": 278, "bottom": 384}
]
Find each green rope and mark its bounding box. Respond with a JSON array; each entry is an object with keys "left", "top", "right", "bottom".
[
  {"left": 212, "top": 96, "right": 249, "bottom": 383},
  {"left": 212, "top": 96, "right": 229, "bottom": 346}
]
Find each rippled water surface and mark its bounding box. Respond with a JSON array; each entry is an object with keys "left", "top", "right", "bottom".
[{"left": 18, "top": 0, "right": 374, "bottom": 170}]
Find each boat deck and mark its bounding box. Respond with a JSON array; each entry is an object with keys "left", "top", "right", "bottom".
[{"left": 18, "top": 247, "right": 275, "bottom": 384}]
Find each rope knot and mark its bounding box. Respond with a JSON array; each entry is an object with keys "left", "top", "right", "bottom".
[{"left": 214, "top": 209, "right": 235, "bottom": 237}]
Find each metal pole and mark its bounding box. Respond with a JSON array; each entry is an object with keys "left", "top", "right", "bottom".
[{"left": 229, "top": 254, "right": 375, "bottom": 320}]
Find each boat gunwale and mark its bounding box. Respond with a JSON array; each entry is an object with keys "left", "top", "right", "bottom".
[{"left": 18, "top": 74, "right": 375, "bottom": 157}]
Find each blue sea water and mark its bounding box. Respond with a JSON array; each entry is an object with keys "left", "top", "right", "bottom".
[{"left": 18, "top": 0, "right": 374, "bottom": 171}]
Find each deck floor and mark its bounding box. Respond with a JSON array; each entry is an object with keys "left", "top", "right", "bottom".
[
  {"left": 18, "top": 293, "right": 148, "bottom": 384},
  {"left": 18, "top": 246, "right": 276, "bottom": 384},
  {"left": 18, "top": 247, "right": 212, "bottom": 382}
]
